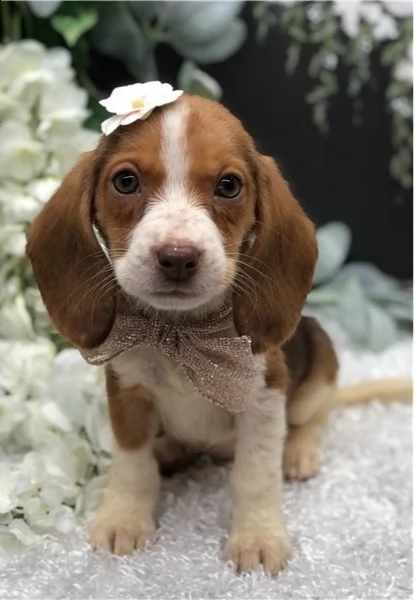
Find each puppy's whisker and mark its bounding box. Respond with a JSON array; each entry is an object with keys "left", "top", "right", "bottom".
[
  {"left": 68, "top": 270, "right": 117, "bottom": 308},
  {"left": 89, "top": 279, "right": 119, "bottom": 323},
  {"left": 226, "top": 253, "right": 275, "bottom": 281}
]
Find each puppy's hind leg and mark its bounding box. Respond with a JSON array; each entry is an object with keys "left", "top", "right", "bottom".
[
  {"left": 283, "top": 383, "right": 334, "bottom": 481},
  {"left": 283, "top": 317, "right": 338, "bottom": 481}
]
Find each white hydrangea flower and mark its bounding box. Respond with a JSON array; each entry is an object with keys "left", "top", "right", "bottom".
[
  {"left": 39, "top": 80, "right": 88, "bottom": 125},
  {"left": 333, "top": 1, "right": 362, "bottom": 37},
  {"left": 0, "top": 465, "right": 20, "bottom": 514},
  {"left": 83, "top": 474, "right": 108, "bottom": 520},
  {"left": 65, "top": 434, "right": 96, "bottom": 484},
  {"left": 1, "top": 519, "right": 39, "bottom": 550},
  {"left": 395, "top": 42, "right": 413, "bottom": 85},
  {"left": 0, "top": 339, "right": 55, "bottom": 401},
  {"left": 0, "top": 224, "right": 26, "bottom": 257},
  {"left": 27, "top": 177, "right": 60, "bottom": 205},
  {"left": 40, "top": 505, "right": 77, "bottom": 533},
  {"left": 0, "top": 121, "right": 46, "bottom": 182},
  {"left": 85, "top": 401, "right": 113, "bottom": 455},
  {"left": 40, "top": 402, "right": 73, "bottom": 433},
  {"left": 0, "top": 397, "right": 27, "bottom": 443},
  {"left": 0, "top": 40, "right": 46, "bottom": 95},
  {"left": 382, "top": 1, "right": 413, "bottom": 18},
  {"left": 0, "top": 294, "right": 35, "bottom": 340},
  {"left": 48, "top": 349, "right": 105, "bottom": 427},
  {"left": 333, "top": 0, "right": 401, "bottom": 39},
  {"left": 0, "top": 40, "right": 110, "bottom": 547},
  {"left": 0, "top": 181, "right": 41, "bottom": 224},
  {"left": 100, "top": 81, "right": 183, "bottom": 135}
]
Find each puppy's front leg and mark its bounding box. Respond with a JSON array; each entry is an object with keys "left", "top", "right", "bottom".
[
  {"left": 225, "top": 356, "right": 291, "bottom": 575},
  {"left": 89, "top": 367, "right": 159, "bottom": 556}
]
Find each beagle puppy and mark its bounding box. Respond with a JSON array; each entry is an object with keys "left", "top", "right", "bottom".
[{"left": 27, "top": 93, "right": 340, "bottom": 575}]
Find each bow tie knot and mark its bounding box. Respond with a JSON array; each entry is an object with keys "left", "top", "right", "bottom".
[{"left": 81, "top": 299, "right": 257, "bottom": 413}]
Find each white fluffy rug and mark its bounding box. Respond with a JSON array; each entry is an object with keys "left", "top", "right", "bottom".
[{"left": 0, "top": 330, "right": 412, "bottom": 600}]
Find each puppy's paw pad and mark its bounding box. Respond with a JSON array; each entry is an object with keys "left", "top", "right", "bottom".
[
  {"left": 224, "top": 531, "right": 291, "bottom": 575},
  {"left": 283, "top": 436, "right": 320, "bottom": 481},
  {"left": 89, "top": 514, "right": 155, "bottom": 556}
]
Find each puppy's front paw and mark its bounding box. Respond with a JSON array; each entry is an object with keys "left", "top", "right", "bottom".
[
  {"left": 89, "top": 504, "right": 155, "bottom": 556},
  {"left": 224, "top": 528, "right": 291, "bottom": 575}
]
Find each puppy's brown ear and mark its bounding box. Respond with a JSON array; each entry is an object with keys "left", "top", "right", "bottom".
[
  {"left": 233, "top": 155, "right": 317, "bottom": 352},
  {"left": 26, "top": 151, "right": 117, "bottom": 349}
]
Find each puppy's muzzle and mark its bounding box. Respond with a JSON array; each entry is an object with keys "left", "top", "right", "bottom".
[{"left": 155, "top": 244, "right": 201, "bottom": 282}]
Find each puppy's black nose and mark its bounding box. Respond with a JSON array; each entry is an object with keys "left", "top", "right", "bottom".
[{"left": 156, "top": 245, "right": 201, "bottom": 281}]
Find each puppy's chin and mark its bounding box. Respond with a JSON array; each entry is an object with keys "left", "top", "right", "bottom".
[
  {"left": 137, "top": 290, "right": 215, "bottom": 313},
  {"left": 119, "top": 281, "right": 228, "bottom": 314}
]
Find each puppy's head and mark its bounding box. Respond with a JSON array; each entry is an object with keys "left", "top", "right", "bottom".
[{"left": 27, "top": 95, "right": 317, "bottom": 352}]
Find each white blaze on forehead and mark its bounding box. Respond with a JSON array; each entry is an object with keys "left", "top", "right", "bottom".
[{"left": 160, "top": 102, "right": 189, "bottom": 196}]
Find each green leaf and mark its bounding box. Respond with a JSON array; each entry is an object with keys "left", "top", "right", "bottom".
[
  {"left": 365, "top": 303, "right": 399, "bottom": 351},
  {"left": 323, "top": 284, "right": 400, "bottom": 350},
  {"left": 386, "top": 301, "right": 413, "bottom": 323},
  {"left": 128, "top": 1, "right": 162, "bottom": 22},
  {"left": 178, "top": 60, "right": 222, "bottom": 100},
  {"left": 163, "top": 1, "right": 244, "bottom": 43},
  {"left": 312, "top": 101, "right": 329, "bottom": 132},
  {"left": 172, "top": 19, "right": 247, "bottom": 64},
  {"left": 335, "top": 278, "right": 370, "bottom": 344},
  {"left": 51, "top": 3, "right": 98, "bottom": 48},
  {"left": 307, "top": 283, "right": 346, "bottom": 305},
  {"left": 306, "top": 86, "right": 330, "bottom": 104},
  {"left": 313, "top": 222, "right": 352, "bottom": 286},
  {"left": 335, "top": 262, "right": 399, "bottom": 302},
  {"left": 89, "top": 2, "right": 157, "bottom": 80},
  {"left": 288, "top": 25, "right": 307, "bottom": 43},
  {"left": 27, "top": 0, "right": 61, "bottom": 18},
  {"left": 286, "top": 43, "right": 301, "bottom": 75},
  {"left": 310, "top": 20, "right": 337, "bottom": 43}
]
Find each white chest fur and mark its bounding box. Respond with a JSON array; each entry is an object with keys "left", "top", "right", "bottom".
[{"left": 111, "top": 348, "right": 235, "bottom": 448}]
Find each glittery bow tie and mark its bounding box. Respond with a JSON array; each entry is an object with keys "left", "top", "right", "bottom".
[{"left": 80, "top": 300, "right": 257, "bottom": 414}]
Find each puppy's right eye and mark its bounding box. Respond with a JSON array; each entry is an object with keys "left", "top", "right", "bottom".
[{"left": 112, "top": 171, "right": 140, "bottom": 194}]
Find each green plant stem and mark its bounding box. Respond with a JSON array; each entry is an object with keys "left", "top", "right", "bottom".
[
  {"left": 11, "top": 8, "right": 22, "bottom": 41},
  {"left": 1, "top": 1, "right": 13, "bottom": 43},
  {"left": 16, "top": 0, "right": 33, "bottom": 39},
  {"left": 79, "top": 68, "right": 100, "bottom": 100},
  {"left": 73, "top": 36, "right": 100, "bottom": 99},
  {"left": 141, "top": 19, "right": 169, "bottom": 45}
]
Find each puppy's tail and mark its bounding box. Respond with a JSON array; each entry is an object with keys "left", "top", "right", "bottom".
[{"left": 336, "top": 377, "right": 413, "bottom": 406}]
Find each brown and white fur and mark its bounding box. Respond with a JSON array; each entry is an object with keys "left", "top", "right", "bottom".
[{"left": 26, "top": 95, "right": 412, "bottom": 575}]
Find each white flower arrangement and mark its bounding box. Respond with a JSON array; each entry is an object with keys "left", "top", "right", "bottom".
[{"left": 0, "top": 40, "right": 109, "bottom": 553}]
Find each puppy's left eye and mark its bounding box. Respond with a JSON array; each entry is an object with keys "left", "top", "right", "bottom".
[{"left": 215, "top": 175, "right": 242, "bottom": 199}]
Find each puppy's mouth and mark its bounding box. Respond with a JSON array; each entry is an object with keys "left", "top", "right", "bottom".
[
  {"left": 140, "top": 279, "right": 222, "bottom": 311},
  {"left": 149, "top": 288, "right": 198, "bottom": 298}
]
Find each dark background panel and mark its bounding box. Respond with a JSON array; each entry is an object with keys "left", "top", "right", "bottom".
[
  {"left": 202, "top": 31, "right": 413, "bottom": 279},
  {"left": 92, "top": 12, "right": 413, "bottom": 279}
]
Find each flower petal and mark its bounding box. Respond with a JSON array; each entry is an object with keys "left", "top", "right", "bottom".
[
  {"left": 44, "top": 505, "right": 77, "bottom": 533},
  {"left": 8, "top": 519, "right": 39, "bottom": 546},
  {"left": 101, "top": 114, "right": 124, "bottom": 135},
  {"left": 119, "top": 109, "right": 152, "bottom": 125}
]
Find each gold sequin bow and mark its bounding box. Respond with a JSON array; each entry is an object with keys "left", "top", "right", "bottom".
[{"left": 81, "top": 299, "right": 257, "bottom": 414}]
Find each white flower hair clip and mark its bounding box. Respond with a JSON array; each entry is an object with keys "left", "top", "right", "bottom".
[{"left": 99, "top": 81, "right": 183, "bottom": 136}]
